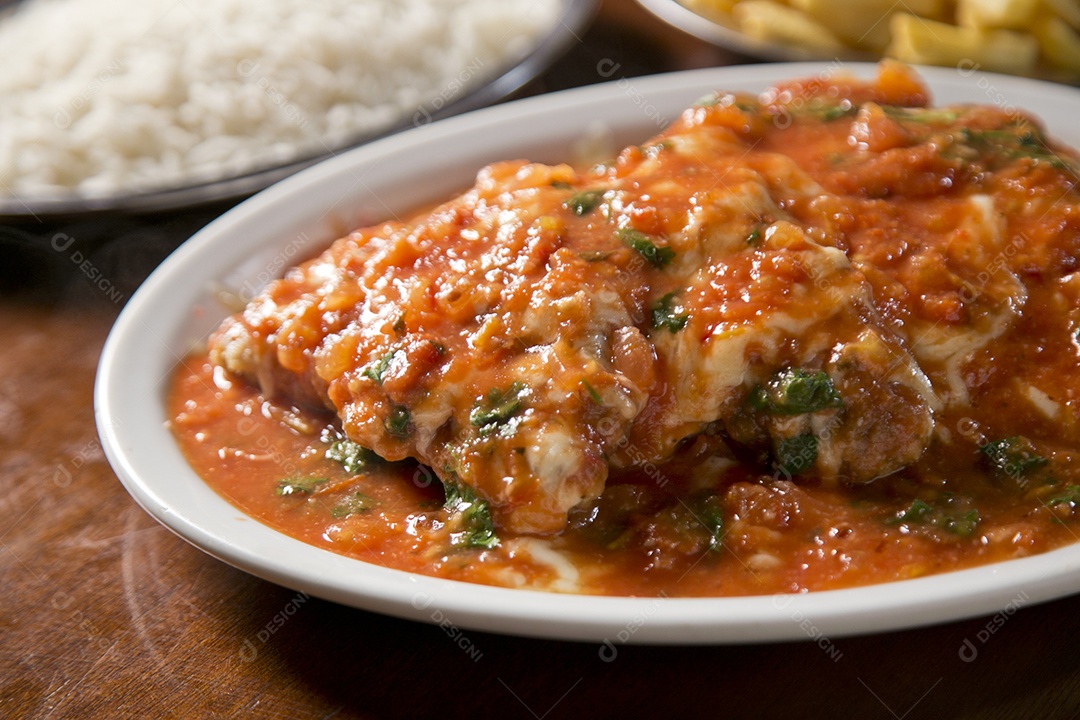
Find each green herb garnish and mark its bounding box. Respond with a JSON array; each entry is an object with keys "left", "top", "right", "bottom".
[
  {"left": 276, "top": 476, "right": 329, "bottom": 496},
  {"left": 888, "top": 497, "right": 981, "bottom": 537},
  {"left": 385, "top": 405, "right": 412, "bottom": 438},
  {"left": 443, "top": 478, "right": 499, "bottom": 549},
  {"left": 894, "top": 498, "right": 933, "bottom": 524},
  {"left": 1047, "top": 484, "right": 1080, "bottom": 508},
  {"left": 362, "top": 349, "right": 399, "bottom": 384},
  {"left": 980, "top": 436, "right": 1048, "bottom": 478},
  {"left": 750, "top": 369, "right": 844, "bottom": 416},
  {"left": 331, "top": 492, "right": 375, "bottom": 518},
  {"left": 582, "top": 380, "right": 603, "bottom": 404},
  {"left": 470, "top": 382, "right": 528, "bottom": 435},
  {"left": 944, "top": 509, "right": 982, "bottom": 536},
  {"left": 650, "top": 292, "right": 689, "bottom": 333},
  {"left": 882, "top": 105, "right": 960, "bottom": 124},
  {"left": 564, "top": 190, "right": 605, "bottom": 216},
  {"left": 619, "top": 228, "right": 675, "bottom": 268},
  {"left": 322, "top": 426, "right": 381, "bottom": 475},
  {"left": 693, "top": 494, "right": 725, "bottom": 551},
  {"left": 775, "top": 433, "right": 818, "bottom": 476},
  {"left": 821, "top": 103, "right": 858, "bottom": 121},
  {"left": 960, "top": 126, "right": 1074, "bottom": 171}
]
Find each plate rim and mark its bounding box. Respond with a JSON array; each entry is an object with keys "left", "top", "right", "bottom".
[{"left": 97, "top": 62, "right": 1080, "bottom": 644}]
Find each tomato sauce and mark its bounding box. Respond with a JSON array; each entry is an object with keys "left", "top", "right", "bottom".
[{"left": 170, "top": 354, "right": 1080, "bottom": 597}]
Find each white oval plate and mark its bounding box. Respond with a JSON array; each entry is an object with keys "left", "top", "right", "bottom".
[{"left": 97, "top": 63, "right": 1080, "bottom": 644}]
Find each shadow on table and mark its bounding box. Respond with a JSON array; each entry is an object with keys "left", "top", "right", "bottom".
[{"left": 233, "top": 578, "right": 1080, "bottom": 720}]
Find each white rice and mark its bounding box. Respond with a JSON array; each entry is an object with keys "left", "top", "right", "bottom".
[{"left": 0, "top": 0, "right": 560, "bottom": 198}]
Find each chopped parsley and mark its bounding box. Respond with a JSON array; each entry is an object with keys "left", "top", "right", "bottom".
[
  {"left": 820, "top": 102, "right": 858, "bottom": 121},
  {"left": 1047, "top": 484, "right": 1080, "bottom": 509},
  {"left": 651, "top": 292, "right": 689, "bottom": 333},
  {"left": 745, "top": 225, "right": 763, "bottom": 246},
  {"left": 564, "top": 189, "right": 605, "bottom": 216},
  {"left": 362, "top": 349, "right": 398, "bottom": 384},
  {"left": 882, "top": 105, "right": 960, "bottom": 124},
  {"left": 943, "top": 510, "right": 981, "bottom": 537},
  {"left": 691, "top": 493, "right": 725, "bottom": 552},
  {"left": 619, "top": 228, "right": 675, "bottom": 268},
  {"left": 893, "top": 498, "right": 933, "bottom": 524},
  {"left": 775, "top": 433, "right": 818, "bottom": 476},
  {"left": 331, "top": 492, "right": 375, "bottom": 518},
  {"left": 322, "top": 426, "right": 381, "bottom": 475},
  {"left": 442, "top": 478, "right": 499, "bottom": 549},
  {"left": 470, "top": 382, "right": 528, "bottom": 436},
  {"left": 959, "top": 126, "right": 1074, "bottom": 172},
  {"left": 779, "top": 98, "right": 859, "bottom": 122},
  {"left": 275, "top": 476, "right": 328, "bottom": 497},
  {"left": 582, "top": 380, "right": 603, "bottom": 404},
  {"left": 888, "top": 496, "right": 981, "bottom": 537},
  {"left": 385, "top": 405, "right": 412, "bottom": 438},
  {"left": 750, "top": 369, "right": 844, "bottom": 416},
  {"left": 980, "top": 436, "right": 1048, "bottom": 479}
]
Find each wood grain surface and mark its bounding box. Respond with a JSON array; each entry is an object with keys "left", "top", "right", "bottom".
[{"left": 3, "top": 2, "right": 1080, "bottom": 718}]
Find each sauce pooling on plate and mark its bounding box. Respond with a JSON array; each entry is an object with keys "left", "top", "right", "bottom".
[{"left": 169, "top": 63, "right": 1080, "bottom": 596}]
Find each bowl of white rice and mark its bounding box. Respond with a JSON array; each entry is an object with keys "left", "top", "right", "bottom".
[{"left": 0, "top": 0, "right": 594, "bottom": 215}]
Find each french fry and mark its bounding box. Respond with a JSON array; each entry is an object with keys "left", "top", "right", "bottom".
[
  {"left": 957, "top": 0, "right": 1039, "bottom": 29},
  {"left": 1042, "top": 0, "right": 1080, "bottom": 31},
  {"left": 682, "top": 0, "right": 741, "bottom": 16},
  {"left": 733, "top": 0, "right": 847, "bottom": 53},
  {"left": 887, "top": 12, "right": 1039, "bottom": 74},
  {"left": 790, "top": 0, "right": 949, "bottom": 52},
  {"left": 674, "top": 0, "right": 1079, "bottom": 82},
  {"left": 1033, "top": 15, "right": 1080, "bottom": 73},
  {"left": 789, "top": 0, "right": 897, "bottom": 51}
]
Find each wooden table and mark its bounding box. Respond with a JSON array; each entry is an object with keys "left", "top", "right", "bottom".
[{"left": 4, "top": 2, "right": 1080, "bottom": 717}]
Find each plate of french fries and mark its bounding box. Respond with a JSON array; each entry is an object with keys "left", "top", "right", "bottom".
[{"left": 637, "top": 0, "right": 1080, "bottom": 83}]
